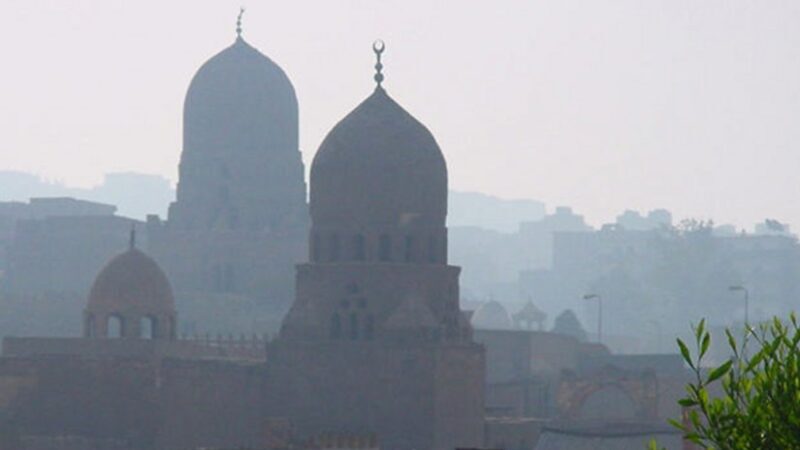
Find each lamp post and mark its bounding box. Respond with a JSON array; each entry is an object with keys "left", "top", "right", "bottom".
[
  {"left": 728, "top": 285, "right": 749, "bottom": 328},
  {"left": 583, "top": 294, "right": 602, "bottom": 344}
]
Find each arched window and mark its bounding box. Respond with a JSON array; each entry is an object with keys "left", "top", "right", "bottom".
[
  {"left": 353, "top": 234, "right": 366, "bottom": 261},
  {"left": 379, "top": 234, "right": 392, "bottom": 262},
  {"left": 364, "top": 314, "right": 375, "bottom": 340},
  {"left": 404, "top": 235, "right": 415, "bottom": 263},
  {"left": 85, "top": 314, "right": 95, "bottom": 338},
  {"left": 312, "top": 234, "right": 321, "bottom": 262},
  {"left": 141, "top": 316, "right": 157, "bottom": 339},
  {"left": 329, "top": 234, "right": 341, "bottom": 262},
  {"left": 108, "top": 315, "right": 124, "bottom": 339},
  {"left": 330, "top": 313, "right": 342, "bottom": 339},
  {"left": 349, "top": 313, "right": 359, "bottom": 340},
  {"left": 428, "top": 236, "right": 438, "bottom": 263}
]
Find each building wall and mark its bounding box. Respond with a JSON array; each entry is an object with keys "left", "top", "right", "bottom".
[
  {"left": 146, "top": 218, "right": 307, "bottom": 310},
  {"left": 266, "top": 340, "right": 484, "bottom": 450},
  {"left": 0, "top": 352, "right": 267, "bottom": 450}
]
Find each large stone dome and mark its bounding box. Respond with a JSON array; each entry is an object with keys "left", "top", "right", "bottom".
[
  {"left": 169, "top": 33, "right": 307, "bottom": 232},
  {"left": 310, "top": 87, "right": 447, "bottom": 229},
  {"left": 87, "top": 248, "right": 175, "bottom": 314},
  {"left": 183, "top": 36, "right": 298, "bottom": 156}
]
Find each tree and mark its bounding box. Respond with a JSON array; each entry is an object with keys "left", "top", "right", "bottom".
[{"left": 651, "top": 315, "right": 800, "bottom": 449}]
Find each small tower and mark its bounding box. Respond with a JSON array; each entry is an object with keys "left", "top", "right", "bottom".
[{"left": 84, "top": 231, "right": 177, "bottom": 340}]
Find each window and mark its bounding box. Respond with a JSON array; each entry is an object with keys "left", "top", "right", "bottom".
[
  {"left": 379, "top": 234, "right": 392, "bottom": 261},
  {"left": 108, "top": 315, "right": 124, "bottom": 338},
  {"left": 141, "top": 316, "right": 157, "bottom": 339},
  {"left": 169, "top": 316, "right": 177, "bottom": 340},
  {"left": 349, "top": 313, "right": 359, "bottom": 340},
  {"left": 404, "top": 235, "right": 415, "bottom": 262},
  {"left": 364, "top": 314, "right": 375, "bottom": 340},
  {"left": 329, "top": 234, "right": 341, "bottom": 262},
  {"left": 85, "top": 314, "right": 95, "bottom": 338},
  {"left": 428, "top": 236, "right": 438, "bottom": 263},
  {"left": 330, "top": 313, "right": 342, "bottom": 339},
  {"left": 353, "top": 234, "right": 366, "bottom": 261}
]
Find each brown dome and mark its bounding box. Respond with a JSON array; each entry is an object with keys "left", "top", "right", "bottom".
[
  {"left": 87, "top": 248, "right": 175, "bottom": 314},
  {"left": 310, "top": 87, "right": 447, "bottom": 229}
]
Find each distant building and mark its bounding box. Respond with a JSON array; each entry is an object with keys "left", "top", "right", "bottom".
[{"left": 1, "top": 197, "right": 136, "bottom": 296}]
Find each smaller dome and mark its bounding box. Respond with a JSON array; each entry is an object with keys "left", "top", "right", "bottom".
[
  {"left": 471, "top": 300, "right": 513, "bottom": 330},
  {"left": 87, "top": 248, "right": 175, "bottom": 314},
  {"left": 512, "top": 300, "right": 547, "bottom": 330}
]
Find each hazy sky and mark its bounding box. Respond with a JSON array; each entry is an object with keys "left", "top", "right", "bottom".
[{"left": 1, "top": 1, "right": 799, "bottom": 230}]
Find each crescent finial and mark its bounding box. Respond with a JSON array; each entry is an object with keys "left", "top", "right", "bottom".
[{"left": 373, "top": 40, "right": 386, "bottom": 87}]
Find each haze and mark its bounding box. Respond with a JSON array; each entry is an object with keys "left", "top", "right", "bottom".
[{"left": 1, "top": 0, "right": 798, "bottom": 229}]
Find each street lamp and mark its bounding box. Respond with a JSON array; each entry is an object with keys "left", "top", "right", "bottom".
[
  {"left": 729, "top": 285, "right": 749, "bottom": 327},
  {"left": 583, "top": 294, "right": 602, "bottom": 344}
]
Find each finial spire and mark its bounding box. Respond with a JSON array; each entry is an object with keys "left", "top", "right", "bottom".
[
  {"left": 373, "top": 40, "right": 385, "bottom": 87},
  {"left": 236, "top": 7, "right": 246, "bottom": 39},
  {"left": 129, "top": 224, "right": 136, "bottom": 250}
]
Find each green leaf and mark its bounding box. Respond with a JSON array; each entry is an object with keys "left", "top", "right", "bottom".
[
  {"left": 706, "top": 359, "right": 733, "bottom": 384},
  {"left": 678, "top": 338, "right": 695, "bottom": 369},
  {"left": 678, "top": 398, "right": 698, "bottom": 407},
  {"left": 725, "top": 328, "right": 738, "bottom": 355},
  {"left": 701, "top": 332, "right": 711, "bottom": 358},
  {"left": 696, "top": 319, "right": 706, "bottom": 343},
  {"left": 745, "top": 349, "right": 766, "bottom": 373}
]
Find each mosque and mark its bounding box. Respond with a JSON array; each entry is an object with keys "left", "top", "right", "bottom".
[
  {"left": 0, "top": 14, "right": 486, "bottom": 450},
  {"left": 146, "top": 10, "right": 309, "bottom": 319},
  {"left": 0, "top": 13, "right": 692, "bottom": 450}
]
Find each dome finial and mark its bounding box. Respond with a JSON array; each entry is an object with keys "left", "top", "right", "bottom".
[
  {"left": 373, "top": 40, "right": 385, "bottom": 87},
  {"left": 129, "top": 223, "right": 136, "bottom": 250},
  {"left": 236, "top": 7, "right": 246, "bottom": 39}
]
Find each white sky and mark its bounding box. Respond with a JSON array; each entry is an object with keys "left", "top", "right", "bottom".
[{"left": 1, "top": 0, "right": 799, "bottom": 230}]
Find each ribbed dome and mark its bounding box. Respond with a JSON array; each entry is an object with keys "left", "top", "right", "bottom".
[
  {"left": 310, "top": 87, "right": 447, "bottom": 228},
  {"left": 183, "top": 37, "right": 298, "bottom": 156},
  {"left": 87, "top": 248, "right": 175, "bottom": 314}
]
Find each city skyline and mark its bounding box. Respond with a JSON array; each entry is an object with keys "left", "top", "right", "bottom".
[{"left": 1, "top": 0, "right": 798, "bottom": 230}]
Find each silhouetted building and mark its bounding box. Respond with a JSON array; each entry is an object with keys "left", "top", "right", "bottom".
[
  {"left": 147, "top": 23, "right": 308, "bottom": 316},
  {"left": 267, "top": 44, "right": 485, "bottom": 450}
]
